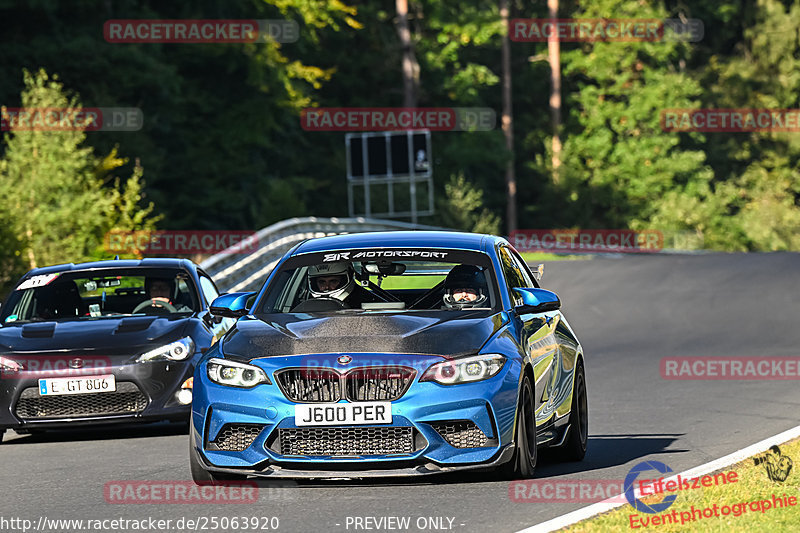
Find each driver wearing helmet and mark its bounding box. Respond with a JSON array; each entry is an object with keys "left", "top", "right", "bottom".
[
  {"left": 139, "top": 277, "right": 191, "bottom": 313},
  {"left": 442, "top": 265, "right": 489, "bottom": 309},
  {"left": 307, "top": 262, "right": 373, "bottom": 308}
]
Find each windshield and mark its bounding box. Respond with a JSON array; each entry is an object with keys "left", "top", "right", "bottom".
[
  {"left": 1, "top": 268, "right": 199, "bottom": 323},
  {"left": 256, "top": 249, "right": 499, "bottom": 314}
]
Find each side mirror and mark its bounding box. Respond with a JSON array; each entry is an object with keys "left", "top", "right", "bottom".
[
  {"left": 209, "top": 292, "right": 257, "bottom": 318},
  {"left": 201, "top": 311, "right": 223, "bottom": 327},
  {"left": 513, "top": 287, "right": 561, "bottom": 314}
]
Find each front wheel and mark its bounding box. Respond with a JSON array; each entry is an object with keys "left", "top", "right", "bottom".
[
  {"left": 189, "top": 435, "right": 247, "bottom": 484},
  {"left": 497, "top": 374, "right": 537, "bottom": 479}
]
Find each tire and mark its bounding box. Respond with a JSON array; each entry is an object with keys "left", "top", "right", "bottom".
[
  {"left": 497, "top": 374, "right": 537, "bottom": 479},
  {"left": 554, "top": 360, "right": 588, "bottom": 462},
  {"left": 189, "top": 435, "right": 247, "bottom": 484}
]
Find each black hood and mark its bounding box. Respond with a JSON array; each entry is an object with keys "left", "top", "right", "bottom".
[
  {"left": 0, "top": 316, "right": 191, "bottom": 355},
  {"left": 222, "top": 311, "right": 509, "bottom": 361}
]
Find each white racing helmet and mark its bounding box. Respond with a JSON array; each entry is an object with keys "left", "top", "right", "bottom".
[
  {"left": 307, "top": 262, "right": 355, "bottom": 301},
  {"left": 442, "top": 265, "right": 489, "bottom": 309}
]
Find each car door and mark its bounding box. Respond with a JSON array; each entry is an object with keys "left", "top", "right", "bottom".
[{"left": 497, "top": 244, "right": 560, "bottom": 428}]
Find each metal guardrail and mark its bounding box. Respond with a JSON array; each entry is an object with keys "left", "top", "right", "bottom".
[{"left": 200, "top": 216, "right": 446, "bottom": 293}]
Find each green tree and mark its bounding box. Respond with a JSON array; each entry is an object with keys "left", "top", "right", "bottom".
[
  {"left": 3, "top": 0, "right": 799, "bottom": 251},
  {"left": 0, "top": 69, "right": 158, "bottom": 270},
  {"left": 0, "top": 202, "right": 26, "bottom": 295},
  {"left": 693, "top": 0, "right": 800, "bottom": 250},
  {"left": 0, "top": 0, "right": 360, "bottom": 231},
  {"left": 437, "top": 173, "right": 500, "bottom": 234},
  {"left": 530, "top": 0, "right": 715, "bottom": 235}
]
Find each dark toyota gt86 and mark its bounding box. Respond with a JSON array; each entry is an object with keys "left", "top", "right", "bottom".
[
  {"left": 191, "top": 231, "right": 588, "bottom": 480},
  {"left": 0, "top": 259, "right": 234, "bottom": 442}
]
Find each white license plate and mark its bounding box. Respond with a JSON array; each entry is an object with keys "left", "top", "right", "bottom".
[
  {"left": 39, "top": 375, "right": 116, "bottom": 396},
  {"left": 295, "top": 402, "right": 392, "bottom": 426}
]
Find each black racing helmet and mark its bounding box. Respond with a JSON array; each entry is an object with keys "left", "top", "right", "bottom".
[
  {"left": 442, "top": 265, "right": 489, "bottom": 309},
  {"left": 145, "top": 277, "right": 175, "bottom": 299}
]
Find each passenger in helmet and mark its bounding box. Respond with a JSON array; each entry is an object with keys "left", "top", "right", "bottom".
[
  {"left": 307, "top": 262, "right": 376, "bottom": 309},
  {"left": 442, "top": 265, "right": 489, "bottom": 309}
]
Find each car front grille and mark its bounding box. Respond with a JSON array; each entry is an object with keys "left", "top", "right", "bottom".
[
  {"left": 209, "top": 424, "right": 265, "bottom": 452},
  {"left": 430, "top": 421, "right": 489, "bottom": 448},
  {"left": 14, "top": 382, "right": 148, "bottom": 420},
  {"left": 275, "top": 367, "right": 415, "bottom": 402},
  {"left": 278, "top": 426, "right": 414, "bottom": 456},
  {"left": 344, "top": 367, "right": 416, "bottom": 401},
  {"left": 275, "top": 368, "right": 341, "bottom": 403}
]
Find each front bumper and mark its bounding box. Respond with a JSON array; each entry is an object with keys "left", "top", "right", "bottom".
[
  {"left": 0, "top": 358, "right": 195, "bottom": 429},
  {"left": 192, "top": 353, "right": 522, "bottom": 478},
  {"left": 197, "top": 439, "right": 516, "bottom": 479}
]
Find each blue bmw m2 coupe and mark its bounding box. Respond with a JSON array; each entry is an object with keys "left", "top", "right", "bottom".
[{"left": 190, "top": 231, "right": 587, "bottom": 481}]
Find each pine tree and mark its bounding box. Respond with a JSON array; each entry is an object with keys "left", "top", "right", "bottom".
[
  {"left": 0, "top": 69, "right": 159, "bottom": 270},
  {"left": 536, "top": 0, "right": 715, "bottom": 235},
  {"left": 697, "top": 0, "right": 800, "bottom": 250},
  {"left": 438, "top": 173, "right": 501, "bottom": 234}
]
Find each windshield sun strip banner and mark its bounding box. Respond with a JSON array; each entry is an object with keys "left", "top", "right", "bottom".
[
  {"left": 291, "top": 248, "right": 492, "bottom": 266},
  {"left": 15, "top": 273, "right": 61, "bottom": 291}
]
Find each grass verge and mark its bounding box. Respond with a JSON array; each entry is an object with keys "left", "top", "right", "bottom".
[
  {"left": 520, "top": 252, "right": 592, "bottom": 263},
  {"left": 563, "top": 437, "right": 800, "bottom": 532}
]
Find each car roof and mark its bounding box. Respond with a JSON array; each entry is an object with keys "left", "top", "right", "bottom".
[
  {"left": 22, "top": 258, "right": 199, "bottom": 278},
  {"left": 292, "top": 230, "right": 505, "bottom": 255}
]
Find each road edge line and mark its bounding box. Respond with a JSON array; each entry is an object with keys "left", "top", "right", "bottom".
[{"left": 516, "top": 423, "right": 800, "bottom": 533}]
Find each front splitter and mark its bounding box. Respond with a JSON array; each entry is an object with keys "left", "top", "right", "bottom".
[{"left": 202, "top": 444, "right": 515, "bottom": 480}]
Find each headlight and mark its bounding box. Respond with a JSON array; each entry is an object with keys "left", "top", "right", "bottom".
[
  {"left": 0, "top": 356, "right": 21, "bottom": 373},
  {"left": 420, "top": 354, "right": 506, "bottom": 385},
  {"left": 137, "top": 336, "right": 195, "bottom": 362},
  {"left": 207, "top": 358, "right": 270, "bottom": 388}
]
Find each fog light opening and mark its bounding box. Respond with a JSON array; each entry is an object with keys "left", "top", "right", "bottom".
[
  {"left": 176, "top": 388, "right": 193, "bottom": 405},
  {"left": 177, "top": 377, "right": 193, "bottom": 404}
]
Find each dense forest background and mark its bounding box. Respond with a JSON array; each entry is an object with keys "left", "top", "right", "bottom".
[{"left": 1, "top": 0, "right": 799, "bottom": 289}]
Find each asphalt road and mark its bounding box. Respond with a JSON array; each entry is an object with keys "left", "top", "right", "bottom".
[{"left": 3, "top": 252, "right": 800, "bottom": 533}]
